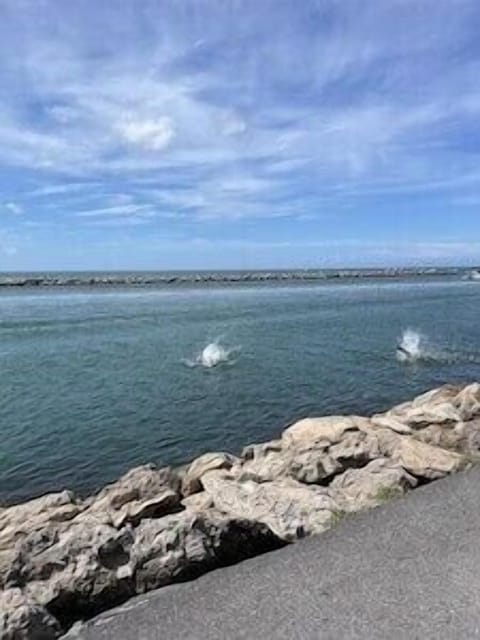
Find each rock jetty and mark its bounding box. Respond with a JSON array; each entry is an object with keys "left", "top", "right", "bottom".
[
  {"left": 0, "top": 267, "right": 463, "bottom": 289},
  {"left": 1, "top": 382, "right": 480, "bottom": 638}
]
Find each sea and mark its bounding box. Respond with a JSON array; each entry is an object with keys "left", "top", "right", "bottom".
[{"left": 1, "top": 273, "right": 480, "bottom": 504}]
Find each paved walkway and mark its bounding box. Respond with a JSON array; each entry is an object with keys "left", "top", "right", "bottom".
[{"left": 67, "top": 468, "right": 480, "bottom": 639}]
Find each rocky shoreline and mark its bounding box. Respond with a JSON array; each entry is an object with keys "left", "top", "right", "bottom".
[
  {"left": 2, "top": 382, "right": 480, "bottom": 638},
  {"left": 0, "top": 267, "right": 464, "bottom": 289}
]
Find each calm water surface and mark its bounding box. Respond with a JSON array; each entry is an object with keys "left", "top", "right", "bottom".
[{"left": 1, "top": 278, "right": 480, "bottom": 503}]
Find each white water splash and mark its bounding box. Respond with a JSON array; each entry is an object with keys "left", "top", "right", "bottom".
[
  {"left": 396, "top": 329, "right": 424, "bottom": 362},
  {"left": 184, "top": 340, "right": 239, "bottom": 368},
  {"left": 396, "top": 329, "right": 480, "bottom": 365}
]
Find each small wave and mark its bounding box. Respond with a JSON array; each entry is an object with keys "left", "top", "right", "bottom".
[{"left": 183, "top": 340, "right": 239, "bottom": 369}]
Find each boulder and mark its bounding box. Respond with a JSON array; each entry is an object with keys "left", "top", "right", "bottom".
[
  {"left": 290, "top": 429, "right": 381, "bottom": 485},
  {"left": 0, "top": 490, "right": 81, "bottom": 552},
  {"left": 456, "top": 383, "right": 480, "bottom": 420},
  {"left": 282, "top": 416, "right": 369, "bottom": 448},
  {"left": 130, "top": 511, "right": 215, "bottom": 593},
  {"left": 0, "top": 588, "right": 61, "bottom": 640},
  {"left": 201, "top": 470, "right": 339, "bottom": 541},
  {"left": 238, "top": 443, "right": 293, "bottom": 483},
  {"left": 412, "top": 413, "right": 480, "bottom": 459},
  {"left": 398, "top": 403, "right": 461, "bottom": 426},
  {"left": 289, "top": 447, "right": 339, "bottom": 484},
  {"left": 411, "top": 384, "right": 460, "bottom": 407},
  {"left": 376, "top": 429, "right": 465, "bottom": 479},
  {"left": 5, "top": 521, "right": 136, "bottom": 625},
  {"left": 85, "top": 465, "right": 181, "bottom": 528},
  {"left": 328, "top": 429, "right": 381, "bottom": 467},
  {"left": 371, "top": 384, "right": 480, "bottom": 456},
  {"left": 0, "top": 490, "right": 82, "bottom": 587},
  {"left": 413, "top": 421, "right": 467, "bottom": 452},
  {"left": 240, "top": 426, "right": 381, "bottom": 486},
  {"left": 330, "top": 458, "right": 417, "bottom": 510},
  {"left": 182, "top": 452, "right": 239, "bottom": 496},
  {"left": 374, "top": 383, "right": 480, "bottom": 431},
  {"left": 131, "top": 510, "right": 282, "bottom": 594}
]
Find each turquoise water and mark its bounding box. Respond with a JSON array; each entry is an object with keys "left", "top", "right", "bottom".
[{"left": 1, "top": 278, "right": 480, "bottom": 504}]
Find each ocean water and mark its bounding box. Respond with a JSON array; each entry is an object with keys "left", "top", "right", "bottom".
[{"left": 1, "top": 277, "right": 480, "bottom": 504}]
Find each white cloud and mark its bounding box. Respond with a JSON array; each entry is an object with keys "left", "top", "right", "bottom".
[
  {"left": 4, "top": 202, "right": 23, "bottom": 215},
  {"left": 116, "top": 116, "right": 175, "bottom": 151},
  {"left": 76, "top": 203, "right": 155, "bottom": 218}
]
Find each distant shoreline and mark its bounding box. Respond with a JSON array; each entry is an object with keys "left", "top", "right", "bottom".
[{"left": 0, "top": 267, "right": 471, "bottom": 289}]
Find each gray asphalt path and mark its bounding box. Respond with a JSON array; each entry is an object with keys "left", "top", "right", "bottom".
[{"left": 66, "top": 468, "right": 480, "bottom": 640}]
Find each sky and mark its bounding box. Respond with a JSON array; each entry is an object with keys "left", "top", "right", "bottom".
[{"left": 1, "top": 0, "right": 480, "bottom": 271}]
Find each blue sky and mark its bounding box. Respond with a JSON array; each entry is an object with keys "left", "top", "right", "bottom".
[{"left": 1, "top": 0, "right": 480, "bottom": 270}]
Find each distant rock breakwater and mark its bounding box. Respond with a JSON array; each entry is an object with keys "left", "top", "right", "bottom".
[
  {"left": 1, "top": 382, "right": 480, "bottom": 638},
  {"left": 0, "top": 267, "right": 464, "bottom": 289}
]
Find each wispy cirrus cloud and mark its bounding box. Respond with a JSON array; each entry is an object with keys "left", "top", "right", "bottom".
[
  {"left": 76, "top": 204, "right": 155, "bottom": 218},
  {"left": 29, "top": 182, "right": 101, "bottom": 197}
]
